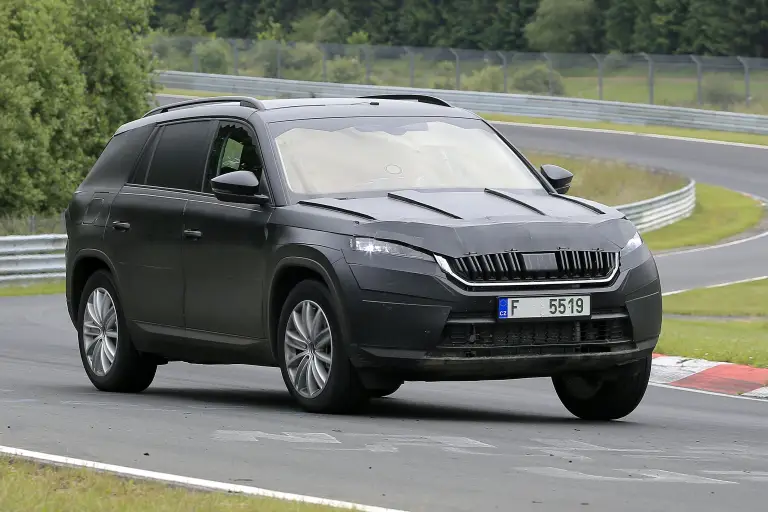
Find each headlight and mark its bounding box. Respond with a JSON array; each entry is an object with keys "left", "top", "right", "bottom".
[
  {"left": 620, "top": 231, "right": 643, "bottom": 257},
  {"left": 350, "top": 237, "right": 433, "bottom": 261}
]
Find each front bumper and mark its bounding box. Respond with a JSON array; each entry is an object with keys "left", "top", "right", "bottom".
[{"left": 335, "top": 249, "right": 662, "bottom": 381}]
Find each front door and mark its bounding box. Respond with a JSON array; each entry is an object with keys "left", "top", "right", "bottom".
[{"left": 182, "top": 120, "right": 272, "bottom": 342}]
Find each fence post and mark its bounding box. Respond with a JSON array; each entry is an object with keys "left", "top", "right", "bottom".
[
  {"left": 321, "top": 43, "right": 327, "bottom": 81},
  {"left": 364, "top": 45, "right": 372, "bottom": 84},
  {"left": 591, "top": 53, "right": 604, "bottom": 101},
  {"left": 737, "top": 57, "right": 751, "bottom": 107},
  {"left": 497, "top": 51, "right": 508, "bottom": 93},
  {"left": 690, "top": 55, "right": 702, "bottom": 106},
  {"left": 233, "top": 39, "right": 240, "bottom": 75},
  {"left": 542, "top": 53, "right": 554, "bottom": 96},
  {"left": 641, "top": 53, "right": 654, "bottom": 105},
  {"left": 449, "top": 49, "right": 460, "bottom": 90}
]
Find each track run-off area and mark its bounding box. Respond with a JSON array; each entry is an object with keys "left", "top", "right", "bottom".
[{"left": 1, "top": 110, "right": 767, "bottom": 511}]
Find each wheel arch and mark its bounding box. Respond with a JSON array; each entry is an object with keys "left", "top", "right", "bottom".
[
  {"left": 68, "top": 250, "right": 119, "bottom": 325},
  {"left": 266, "top": 251, "right": 346, "bottom": 359}
]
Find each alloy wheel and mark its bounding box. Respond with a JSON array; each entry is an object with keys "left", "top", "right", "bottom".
[
  {"left": 284, "top": 299, "right": 333, "bottom": 398},
  {"left": 82, "top": 287, "right": 119, "bottom": 376}
]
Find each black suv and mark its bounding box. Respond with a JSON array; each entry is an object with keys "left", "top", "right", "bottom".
[{"left": 65, "top": 95, "right": 662, "bottom": 419}]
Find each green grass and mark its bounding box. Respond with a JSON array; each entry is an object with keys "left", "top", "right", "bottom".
[
  {"left": 0, "top": 280, "right": 65, "bottom": 297},
  {"left": 642, "top": 183, "right": 764, "bottom": 252},
  {"left": 658, "top": 318, "right": 768, "bottom": 369},
  {"left": 0, "top": 456, "right": 349, "bottom": 512},
  {"left": 482, "top": 113, "right": 768, "bottom": 147},
  {"left": 157, "top": 87, "right": 768, "bottom": 147},
  {"left": 524, "top": 152, "right": 685, "bottom": 206},
  {"left": 664, "top": 278, "right": 768, "bottom": 318}
]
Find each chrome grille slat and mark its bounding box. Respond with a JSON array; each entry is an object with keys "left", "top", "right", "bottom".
[{"left": 448, "top": 250, "right": 619, "bottom": 284}]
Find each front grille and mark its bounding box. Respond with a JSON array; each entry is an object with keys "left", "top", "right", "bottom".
[
  {"left": 448, "top": 250, "right": 618, "bottom": 283},
  {"left": 434, "top": 311, "right": 632, "bottom": 357}
]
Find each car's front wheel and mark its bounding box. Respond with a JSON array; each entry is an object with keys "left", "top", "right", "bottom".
[
  {"left": 77, "top": 270, "right": 157, "bottom": 393},
  {"left": 552, "top": 355, "right": 652, "bottom": 421},
  {"left": 276, "top": 279, "right": 367, "bottom": 413}
]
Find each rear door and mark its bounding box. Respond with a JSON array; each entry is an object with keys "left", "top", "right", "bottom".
[
  {"left": 181, "top": 120, "right": 273, "bottom": 342},
  {"left": 104, "top": 119, "right": 217, "bottom": 335}
]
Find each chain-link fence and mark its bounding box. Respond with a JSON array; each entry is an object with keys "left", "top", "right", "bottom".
[
  {"left": 0, "top": 214, "right": 66, "bottom": 236},
  {"left": 145, "top": 36, "right": 768, "bottom": 114}
]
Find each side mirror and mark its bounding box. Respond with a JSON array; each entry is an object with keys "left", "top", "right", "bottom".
[
  {"left": 211, "top": 170, "right": 269, "bottom": 205},
  {"left": 541, "top": 164, "right": 573, "bottom": 194}
]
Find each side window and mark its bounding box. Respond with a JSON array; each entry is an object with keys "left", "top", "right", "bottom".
[
  {"left": 203, "top": 122, "right": 265, "bottom": 194},
  {"left": 145, "top": 120, "right": 214, "bottom": 191}
]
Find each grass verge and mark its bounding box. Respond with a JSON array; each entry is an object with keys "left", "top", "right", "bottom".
[
  {"left": 156, "top": 87, "right": 768, "bottom": 147},
  {"left": 0, "top": 456, "right": 348, "bottom": 512},
  {"left": 642, "top": 183, "right": 763, "bottom": 252},
  {"left": 658, "top": 318, "right": 768, "bottom": 369},
  {"left": 0, "top": 280, "right": 65, "bottom": 297},
  {"left": 664, "top": 278, "right": 768, "bottom": 318},
  {"left": 524, "top": 152, "right": 685, "bottom": 206}
]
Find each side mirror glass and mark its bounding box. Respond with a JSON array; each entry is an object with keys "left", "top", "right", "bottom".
[
  {"left": 210, "top": 170, "right": 269, "bottom": 205},
  {"left": 540, "top": 164, "right": 573, "bottom": 194}
]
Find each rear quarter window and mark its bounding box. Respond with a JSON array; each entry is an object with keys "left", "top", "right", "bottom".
[{"left": 79, "top": 123, "right": 155, "bottom": 189}]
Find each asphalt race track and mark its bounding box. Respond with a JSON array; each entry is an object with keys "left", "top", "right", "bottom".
[
  {"left": 493, "top": 123, "right": 768, "bottom": 293},
  {"left": 1, "top": 100, "right": 767, "bottom": 511}
]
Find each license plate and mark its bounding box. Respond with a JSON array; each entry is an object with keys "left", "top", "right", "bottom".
[{"left": 498, "top": 296, "right": 591, "bottom": 319}]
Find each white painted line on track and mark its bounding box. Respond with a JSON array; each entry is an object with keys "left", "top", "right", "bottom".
[
  {"left": 661, "top": 275, "right": 768, "bottom": 296},
  {"left": 648, "top": 383, "right": 768, "bottom": 403},
  {"left": 0, "top": 445, "right": 408, "bottom": 512},
  {"left": 657, "top": 231, "right": 768, "bottom": 258},
  {"left": 492, "top": 120, "right": 768, "bottom": 150}
]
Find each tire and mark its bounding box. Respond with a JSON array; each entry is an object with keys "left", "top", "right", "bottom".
[
  {"left": 366, "top": 382, "right": 403, "bottom": 399},
  {"left": 552, "top": 355, "right": 652, "bottom": 421},
  {"left": 276, "top": 279, "right": 368, "bottom": 414},
  {"left": 77, "top": 269, "right": 157, "bottom": 393}
]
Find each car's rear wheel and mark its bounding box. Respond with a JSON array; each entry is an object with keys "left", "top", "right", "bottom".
[
  {"left": 552, "top": 355, "right": 652, "bottom": 421},
  {"left": 77, "top": 270, "right": 157, "bottom": 393},
  {"left": 276, "top": 279, "right": 367, "bottom": 413}
]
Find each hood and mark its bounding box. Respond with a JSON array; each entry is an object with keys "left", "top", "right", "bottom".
[{"left": 280, "top": 189, "right": 637, "bottom": 257}]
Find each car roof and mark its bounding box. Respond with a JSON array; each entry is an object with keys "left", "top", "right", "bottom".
[{"left": 114, "top": 95, "right": 480, "bottom": 135}]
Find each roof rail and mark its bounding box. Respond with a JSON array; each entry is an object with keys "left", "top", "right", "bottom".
[
  {"left": 357, "top": 94, "right": 453, "bottom": 108},
  {"left": 142, "top": 96, "right": 265, "bottom": 118}
]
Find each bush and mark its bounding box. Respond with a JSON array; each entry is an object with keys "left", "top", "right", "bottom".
[
  {"left": 193, "top": 38, "right": 233, "bottom": 74},
  {"left": 463, "top": 66, "right": 506, "bottom": 93},
  {"left": 512, "top": 65, "right": 565, "bottom": 96},
  {"left": 0, "top": 0, "right": 155, "bottom": 216},
  {"left": 430, "top": 61, "right": 458, "bottom": 90},
  {"left": 702, "top": 76, "right": 742, "bottom": 110},
  {"left": 327, "top": 56, "right": 365, "bottom": 84}
]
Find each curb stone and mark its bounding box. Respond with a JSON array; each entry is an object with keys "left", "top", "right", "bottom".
[{"left": 651, "top": 353, "right": 768, "bottom": 398}]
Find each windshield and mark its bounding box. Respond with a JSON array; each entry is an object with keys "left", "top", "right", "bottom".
[{"left": 268, "top": 116, "right": 545, "bottom": 196}]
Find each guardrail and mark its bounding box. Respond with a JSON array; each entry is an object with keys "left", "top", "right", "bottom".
[
  {"left": 0, "top": 179, "right": 695, "bottom": 283},
  {"left": 0, "top": 235, "right": 67, "bottom": 283},
  {"left": 155, "top": 70, "right": 768, "bottom": 135}
]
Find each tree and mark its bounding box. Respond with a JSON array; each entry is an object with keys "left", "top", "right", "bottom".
[
  {"left": 0, "top": 0, "right": 156, "bottom": 215},
  {"left": 605, "top": 0, "right": 639, "bottom": 53},
  {"left": 525, "top": 0, "right": 600, "bottom": 53},
  {"left": 0, "top": 0, "right": 89, "bottom": 215}
]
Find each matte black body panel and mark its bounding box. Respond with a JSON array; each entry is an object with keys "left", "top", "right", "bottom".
[
  {"left": 103, "top": 186, "right": 187, "bottom": 327},
  {"left": 66, "top": 96, "right": 663, "bottom": 382},
  {"left": 181, "top": 196, "right": 272, "bottom": 339}
]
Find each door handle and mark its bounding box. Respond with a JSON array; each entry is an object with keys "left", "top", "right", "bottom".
[
  {"left": 183, "top": 229, "right": 202, "bottom": 240},
  {"left": 111, "top": 221, "right": 131, "bottom": 231}
]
